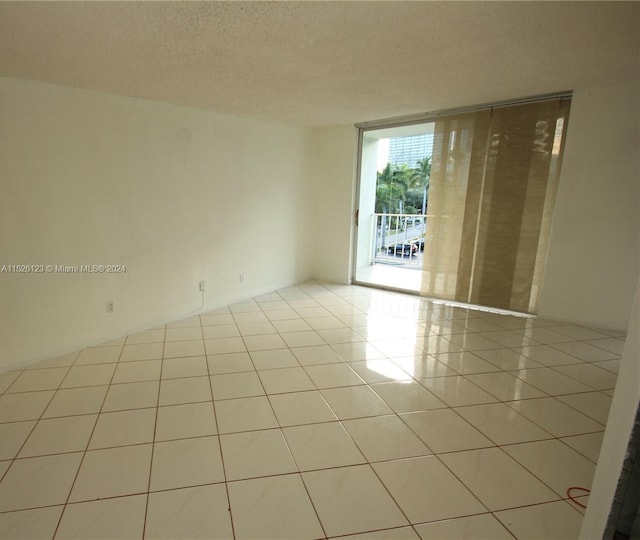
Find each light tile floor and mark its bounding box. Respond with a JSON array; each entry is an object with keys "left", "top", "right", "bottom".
[{"left": 0, "top": 281, "right": 624, "bottom": 539}]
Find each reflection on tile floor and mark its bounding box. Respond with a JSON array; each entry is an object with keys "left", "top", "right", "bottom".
[{"left": 0, "top": 281, "right": 625, "bottom": 539}]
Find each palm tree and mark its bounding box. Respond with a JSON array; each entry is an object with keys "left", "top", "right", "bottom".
[{"left": 410, "top": 156, "right": 431, "bottom": 214}]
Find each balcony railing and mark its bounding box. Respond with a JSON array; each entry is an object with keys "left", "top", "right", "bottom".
[{"left": 372, "top": 213, "right": 427, "bottom": 267}]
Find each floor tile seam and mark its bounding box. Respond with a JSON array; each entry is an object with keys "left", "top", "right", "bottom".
[
  {"left": 554, "top": 434, "right": 603, "bottom": 466},
  {"left": 397, "top": 402, "right": 504, "bottom": 451},
  {"left": 248, "top": 343, "right": 338, "bottom": 540},
  {"left": 440, "top": 444, "right": 566, "bottom": 512},
  {"left": 545, "top": 364, "right": 618, "bottom": 392},
  {"left": 454, "top": 371, "right": 553, "bottom": 403},
  {"left": 200, "top": 318, "right": 239, "bottom": 540},
  {"left": 449, "top": 400, "right": 556, "bottom": 446},
  {"left": 141, "top": 326, "right": 167, "bottom": 540},
  {"left": 0, "top": 366, "right": 79, "bottom": 484},
  {"left": 5, "top": 363, "right": 73, "bottom": 396},
  {"left": 501, "top": 371, "right": 604, "bottom": 396},
  {"left": 547, "top": 341, "right": 620, "bottom": 362},
  {"left": 503, "top": 396, "right": 606, "bottom": 434},
  {"left": 52, "top": 339, "right": 128, "bottom": 540}
]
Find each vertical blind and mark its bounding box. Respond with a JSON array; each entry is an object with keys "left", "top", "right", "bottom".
[{"left": 421, "top": 98, "right": 570, "bottom": 313}]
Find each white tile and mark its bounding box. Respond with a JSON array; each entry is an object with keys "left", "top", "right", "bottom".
[
  {"left": 164, "top": 339, "right": 206, "bottom": 358},
  {"left": 272, "top": 318, "right": 314, "bottom": 333},
  {"left": 89, "top": 408, "right": 156, "bottom": 449},
  {"left": 509, "top": 368, "right": 592, "bottom": 395},
  {"left": 414, "top": 514, "right": 513, "bottom": 540},
  {"left": 552, "top": 341, "right": 619, "bottom": 362},
  {"left": 249, "top": 348, "right": 299, "bottom": 369},
  {"left": 120, "top": 342, "right": 164, "bottom": 362},
  {"left": 553, "top": 363, "right": 618, "bottom": 390},
  {"left": 228, "top": 474, "right": 324, "bottom": 540},
  {"left": 220, "top": 429, "right": 297, "bottom": 480},
  {"left": 215, "top": 396, "right": 279, "bottom": 434},
  {"left": 331, "top": 342, "right": 386, "bottom": 362},
  {"left": 43, "top": 386, "right": 107, "bottom": 418},
  {"left": 348, "top": 359, "right": 412, "bottom": 384},
  {"left": 433, "top": 351, "right": 502, "bottom": 375},
  {"left": 56, "top": 494, "right": 146, "bottom": 540},
  {"left": 0, "top": 421, "right": 36, "bottom": 460},
  {"left": 512, "top": 344, "right": 581, "bottom": 367},
  {"left": 236, "top": 321, "right": 278, "bottom": 336},
  {"left": 474, "top": 348, "right": 544, "bottom": 370},
  {"left": 211, "top": 371, "right": 264, "bottom": 400},
  {"left": 0, "top": 506, "right": 63, "bottom": 540},
  {"left": 61, "top": 364, "right": 115, "bottom": 388},
  {"left": 503, "top": 439, "right": 597, "bottom": 497},
  {"left": 258, "top": 366, "right": 315, "bottom": 394},
  {"left": 146, "top": 484, "right": 233, "bottom": 540},
  {"left": 165, "top": 326, "right": 204, "bottom": 342},
  {"left": 155, "top": 401, "right": 217, "bottom": 441},
  {"left": 561, "top": 432, "right": 605, "bottom": 463},
  {"left": 158, "top": 376, "right": 212, "bottom": 405},
  {"left": 112, "top": 359, "right": 161, "bottom": 383},
  {"left": 455, "top": 402, "right": 552, "bottom": 445},
  {"left": 7, "top": 367, "right": 68, "bottom": 392},
  {"left": 207, "top": 352, "right": 255, "bottom": 375},
  {"left": 557, "top": 392, "right": 612, "bottom": 424},
  {"left": 465, "top": 372, "right": 546, "bottom": 401},
  {"left": 0, "top": 390, "right": 55, "bottom": 422},
  {"left": 0, "top": 453, "right": 82, "bottom": 511},
  {"left": 342, "top": 415, "right": 431, "bottom": 461},
  {"left": 161, "top": 355, "right": 208, "bottom": 379},
  {"left": 340, "top": 526, "right": 420, "bottom": 540},
  {"left": 243, "top": 334, "right": 287, "bottom": 351},
  {"left": 399, "top": 409, "right": 493, "bottom": 454},
  {"left": 440, "top": 447, "right": 558, "bottom": 511},
  {"left": 0, "top": 372, "right": 22, "bottom": 393},
  {"left": 150, "top": 436, "right": 224, "bottom": 491},
  {"left": 305, "top": 363, "right": 365, "bottom": 389},
  {"left": 103, "top": 380, "right": 159, "bottom": 411},
  {"left": 20, "top": 415, "right": 96, "bottom": 457},
  {"left": 284, "top": 422, "right": 365, "bottom": 470},
  {"left": 202, "top": 324, "right": 241, "bottom": 339},
  {"left": 418, "top": 376, "right": 496, "bottom": 407},
  {"left": 70, "top": 444, "right": 152, "bottom": 502},
  {"left": 303, "top": 465, "right": 408, "bottom": 537},
  {"left": 495, "top": 500, "right": 583, "bottom": 540},
  {"left": 391, "top": 355, "right": 457, "bottom": 379},
  {"left": 508, "top": 397, "right": 604, "bottom": 436},
  {"left": 269, "top": 390, "right": 337, "bottom": 426},
  {"left": 321, "top": 385, "right": 393, "bottom": 419},
  {"left": 373, "top": 456, "right": 486, "bottom": 523},
  {"left": 292, "top": 345, "right": 344, "bottom": 365},
  {"left": 371, "top": 381, "right": 446, "bottom": 412}
]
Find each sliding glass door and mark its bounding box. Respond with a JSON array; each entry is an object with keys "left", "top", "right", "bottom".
[{"left": 354, "top": 95, "right": 571, "bottom": 314}]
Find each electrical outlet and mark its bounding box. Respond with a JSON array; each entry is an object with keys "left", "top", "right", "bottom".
[
  {"left": 199, "top": 281, "right": 205, "bottom": 292},
  {"left": 239, "top": 273, "right": 244, "bottom": 283},
  {"left": 106, "top": 301, "right": 114, "bottom": 313}
]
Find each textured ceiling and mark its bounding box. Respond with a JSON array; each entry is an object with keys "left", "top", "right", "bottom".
[{"left": 0, "top": 1, "right": 638, "bottom": 127}]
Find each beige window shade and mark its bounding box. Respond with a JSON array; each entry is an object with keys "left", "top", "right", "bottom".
[{"left": 421, "top": 98, "right": 570, "bottom": 313}]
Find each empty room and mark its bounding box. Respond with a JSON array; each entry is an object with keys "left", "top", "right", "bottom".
[{"left": 0, "top": 2, "right": 638, "bottom": 539}]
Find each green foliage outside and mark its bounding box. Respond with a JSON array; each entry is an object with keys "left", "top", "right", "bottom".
[{"left": 375, "top": 156, "right": 431, "bottom": 215}]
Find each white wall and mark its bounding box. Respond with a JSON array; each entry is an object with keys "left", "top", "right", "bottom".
[
  {"left": 309, "top": 126, "right": 357, "bottom": 284},
  {"left": 0, "top": 77, "right": 313, "bottom": 371},
  {"left": 538, "top": 80, "right": 640, "bottom": 330},
  {"left": 312, "top": 79, "right": 640, "bottom": 331}
]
